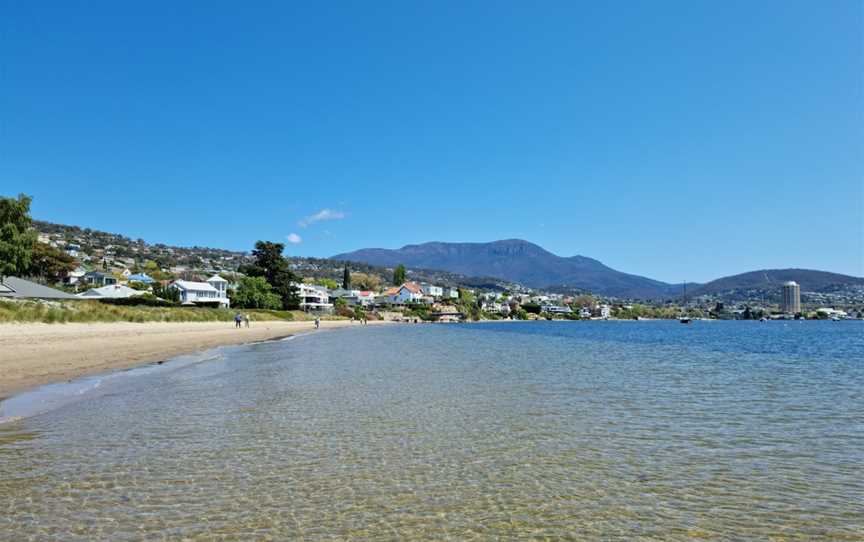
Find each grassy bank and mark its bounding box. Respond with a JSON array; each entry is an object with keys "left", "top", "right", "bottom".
[{"left": 0, "top": 298, "right": 323, "bottom": 324}]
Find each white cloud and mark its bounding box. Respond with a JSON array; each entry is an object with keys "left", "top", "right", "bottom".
[
  {"left": 286, "top": 233, "right": 302, "bottom": 244},
  {"left": 299, "top": 208, "right": 346, "bottom": 228}
]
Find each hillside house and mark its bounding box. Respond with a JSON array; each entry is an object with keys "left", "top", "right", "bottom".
[
  {"left": 83, "top": 271, "right": 117, "bottom": 287},
  {"left": 127, "top": 273, "right": 156, "bottom": 284}
]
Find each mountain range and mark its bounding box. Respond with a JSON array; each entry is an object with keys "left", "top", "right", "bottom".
[{"left": 333, "top": 239, "right": 863, "bottom": 299}]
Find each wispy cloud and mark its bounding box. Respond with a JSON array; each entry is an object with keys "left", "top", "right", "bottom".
[
  {"left": 286, "top": 233, "right": 302, "bottom": 244},
  {"left": 299, "top": 208, "right": 345, "bottom": 228}
]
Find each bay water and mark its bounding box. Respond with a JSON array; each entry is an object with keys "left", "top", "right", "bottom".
[{"left": 1, "top": 321, "right": 862, "bottom": 540}]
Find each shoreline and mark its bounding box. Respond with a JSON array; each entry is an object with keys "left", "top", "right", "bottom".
[{"left": 0, "top": 319, "right": 390, "bottom": 400}]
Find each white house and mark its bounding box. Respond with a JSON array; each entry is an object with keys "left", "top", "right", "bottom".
[
  {"left": 298, "top": 283, "right": 332, "bottom": 312},
  {"left": 482, "top": 300, "right": 511, "bottom": 315},
  {"left": 382, "top": 282, "right": 426, "bottom": 305},
  {"left": 330, "top": 288, "right": 376, "bottom": 307},
  {"left": 541, "top": 304, "right": 572, "bottom": 315},
  {"left": 66, "top": 266, "right": 87, "bottom": 285},
  {"left": 77, "top": 284, "right": 146, "bottom": 300},
  {"left": 420, "top": 283, "right": 444, "bottom": 298},
  {"left": 171, "top": 275, "right": 230, "bottom": 307},
  {"left": 442, "top": 286, "right": 460, "bottom": 300}
]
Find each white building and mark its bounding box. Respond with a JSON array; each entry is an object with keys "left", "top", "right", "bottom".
[
  {"left": 66, "top": 266, "right": 87, "bottom": 285},
  {"left": 541, "top": 304, "right": 572, "bottom": 315},
  {"left": 782, "top": 281, "right": 801, "bottom": 314},
  {"left": 420, "top": 283, "right": 444, "bottom": 298},
  {"left": 171, "top": 275, "right": 230, "bottom": 307},
  {"left": 816, "top": 307, "right": 848, "bottom": 319},
  {"left": 598, "top": 304, "right": 611, "bottom": 319},
  {"left": 298, "top": 283, "right": 332, "bottom": 312},
  {"left": 381, "top": 282, "right": 426, "bottom": 305},
  {"left": 442, "top": 286, "right": 460, "bottom": 300},
  {"left": 330, "top": 288, "right": 376, "bottom": 307}
]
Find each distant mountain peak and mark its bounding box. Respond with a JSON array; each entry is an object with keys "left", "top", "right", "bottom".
[{"left": 332, "top": 239, "right": 676, "bottom": 298}]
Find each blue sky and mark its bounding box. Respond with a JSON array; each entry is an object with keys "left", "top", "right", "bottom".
[{"left": 2, "top": 1, "right": 861, "bottom": 283}]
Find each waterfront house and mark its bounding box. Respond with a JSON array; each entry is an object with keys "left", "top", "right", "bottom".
[
  {"left": 599, "top": 304, "right": 611, "bottom": 319},
  {"left": 329, "top": 288, "right": 376, "bottom": 307},
  {"left": 419, "top": 283, "right": 444, "bottom": 298},
  {"left": 442, "top": 286, "right": 460, "bottom": 300},
  {"left": 297, "top": 283, "right": 333, "bottom": 312},
  {"left": 383, "top": 282, "right": 426, "bottom": 305},
  {"left": 171, "top": 275, "right": 230, "bottom": 307},
  {"left": 0, "top": 276, "right": 78, "bottom": 300},
  {"left": 77, "top": 284, "right": 146, "bottom": 300},
  {"left": 541, "top": 304, "right": 572, "bottom": 315},
  {"left": 482, "top": 300, "right": 511, "bottom": 315}
]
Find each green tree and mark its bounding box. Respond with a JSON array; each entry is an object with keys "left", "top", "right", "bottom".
[
  {"left": 245, "top": 241, "right": 300, "bottom": 310},
  {"left": 342, "top": 265, "right": 351, "bottom": 289},
  {"left": 152, "top": 282, "right": 181, "bottom": 303},
  {"left": 392, "top": 264, "right": 406, "bottom": 286},
  {"left": 229, "top": 276, "right": 283, "bottom": 309},
  {"left": 0, "top": 194, "right": 37, "bottom": 280},
  {"left": 26, "top": 242, "right": 76, "bottom": 284}
]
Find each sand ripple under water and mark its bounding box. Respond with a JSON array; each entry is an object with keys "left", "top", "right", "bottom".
[{"left": 1, "top": 321, "right": 862, "bottom": 540}]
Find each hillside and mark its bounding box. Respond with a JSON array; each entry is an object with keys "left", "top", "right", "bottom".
[
  {"left": 32, "top": 220, "right": 512, "bottom": 292},
  {"left": 690, "top": 269, "right": 864, "bottom": 297},
  {"left": 333, "top": 239, "right": 681, "bottom": 299}
]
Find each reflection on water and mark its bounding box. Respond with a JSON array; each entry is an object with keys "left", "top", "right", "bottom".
[{"left": 1, "top": 321, "right": 862, "bottom": 540}]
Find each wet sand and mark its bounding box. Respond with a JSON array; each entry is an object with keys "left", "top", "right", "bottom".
[{"left": 0, "top": 319, "right": 388, "bottom": 398}]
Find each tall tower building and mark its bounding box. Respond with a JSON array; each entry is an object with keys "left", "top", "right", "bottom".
[{"left": 782, "top": 281, "right": 801, "bottom": 314}]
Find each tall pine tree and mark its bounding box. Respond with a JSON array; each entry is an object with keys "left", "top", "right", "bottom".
[
  {"left": 392, "top": 264, "right": 406, "bottom": 286},
  {"left": 342, "top": 264, "right": 351, "bottom": 289}
]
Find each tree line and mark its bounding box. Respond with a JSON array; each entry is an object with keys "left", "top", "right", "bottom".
[{"left": 1, "top": 194, "right": 76, "bottom": 283}]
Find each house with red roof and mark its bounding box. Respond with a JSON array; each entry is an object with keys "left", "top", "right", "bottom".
[{"left": 379, "top": 282, "right": 427, "bottom": 305}]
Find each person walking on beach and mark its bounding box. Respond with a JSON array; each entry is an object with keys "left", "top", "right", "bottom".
[
  {"left": 234, "top": 313, "right": 242, "bottom": 328},
  {"left": 314, "top": 316, "right": 320, "bottom": 330},
  {"left": 244, "top": 314, "right": 250, "bottom": 328}
]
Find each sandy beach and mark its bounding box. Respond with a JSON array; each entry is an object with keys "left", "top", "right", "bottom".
[{"left": 0, "top": 319, "right": 388, "bottom": 399}]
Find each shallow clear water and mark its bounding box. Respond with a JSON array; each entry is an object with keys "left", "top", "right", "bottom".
[{"left": 1, "top": 321, "right": 862, "bottom": 540}]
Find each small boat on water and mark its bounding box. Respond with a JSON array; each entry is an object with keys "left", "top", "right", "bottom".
[{"left": 679, "top": 281, "right": 692, "bottom": 324}]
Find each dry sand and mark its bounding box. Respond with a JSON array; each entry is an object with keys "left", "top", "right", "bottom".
[{"left": 0, "top": 319, "right": 388, "bottom": 399}]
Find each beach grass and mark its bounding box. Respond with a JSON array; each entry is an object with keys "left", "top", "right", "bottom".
[{"left": 0, "top": 299, "right": 320, "bottom": 324}]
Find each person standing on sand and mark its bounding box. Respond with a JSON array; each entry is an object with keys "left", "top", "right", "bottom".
[
  {"left": 244, "top": 314, "right": 250, "bottom": 328},
  {"left": 314, "top": 317, "right": 320, "bottom": 330},
  {"left": 234, "top": 313, "right": 242, "bottom": 328}
]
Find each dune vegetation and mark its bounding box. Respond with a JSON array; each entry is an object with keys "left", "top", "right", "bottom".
[{"left": 0, "top": 298, "right": 316, "bottom": 324}]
